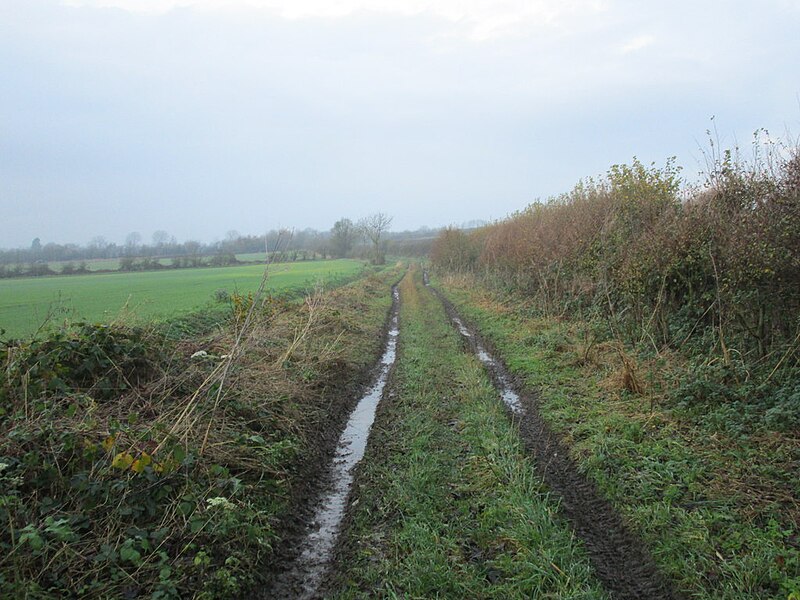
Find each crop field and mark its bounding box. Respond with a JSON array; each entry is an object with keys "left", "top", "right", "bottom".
[{"left": 0, "top": 259, "right": 364, "bottom": 339}]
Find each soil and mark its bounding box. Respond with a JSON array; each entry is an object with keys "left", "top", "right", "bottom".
[{"left": 430, "top": 284, "right": 683, "bottom": 600}]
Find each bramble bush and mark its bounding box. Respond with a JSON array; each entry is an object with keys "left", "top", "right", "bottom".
[{"left": 0, "top": 319, "right": 286, "bottom": 597}]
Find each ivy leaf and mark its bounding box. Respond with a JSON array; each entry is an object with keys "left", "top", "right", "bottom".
[
  {"left": 19, "top": 525, "right": 45, "bottom": 551},
  {"left": 102, "top": 435, "right": 116, "bottom": 452}
]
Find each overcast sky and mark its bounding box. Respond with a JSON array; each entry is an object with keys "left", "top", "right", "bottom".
[{"left": 1, "top": 0, "right": 798, "bottom": 247}]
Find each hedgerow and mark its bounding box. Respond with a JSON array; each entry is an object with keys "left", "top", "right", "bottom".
[{"left": 431, "top": 136, "right": 800, "bottom": 411}]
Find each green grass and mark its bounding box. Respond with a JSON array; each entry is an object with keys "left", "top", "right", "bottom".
[
  {"left": 0, "top": 259, "right": 365, "bottom": 339},
  {"left": 434, "top": 274, "right": 800, "bottom": 600},
  {"left": 328, "top": 268, "right": 607, "bottom": 599}
]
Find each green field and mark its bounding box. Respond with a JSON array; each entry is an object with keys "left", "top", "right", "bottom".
[{"left": 0, "top": 259, "right": 365, "bottom": 339}]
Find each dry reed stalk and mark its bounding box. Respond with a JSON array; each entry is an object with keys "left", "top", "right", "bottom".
[
  {"left": 198, "top": 232, "right": 292, "bottom": 454},
  {"left": 148, "top": 232, "right": 293, "bottom": 457},
  {"left": 276, "top": 284, "right": 326, "bottom": 367}
]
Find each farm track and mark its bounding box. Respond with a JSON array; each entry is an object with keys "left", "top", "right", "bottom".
[
  {"left": 271, "top": 269, "right": 681, "bottom": 598},
  {"left": 325, "top": 271, "right": 608, "bottom": 597},
  {"left": 429, "top": 281, "right": 682, "bottom": 600}
]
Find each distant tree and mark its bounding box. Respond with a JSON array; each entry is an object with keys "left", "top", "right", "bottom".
[
  {"left": 358, "top": 213, "right": 393, "bottom": 265},
  {"left": 330, "top": 218, "right": 356, "bottom": 258},
  {"left": 42, "top": 242, "right": 66, "bottom": 262},
  {"left": 88, "top": 236, "right": 109, "bottom": 258},
  {"left": 152, "top": 230, "right": 170, "bottom": 247},
  {"left": 89, "top": 236, "right": 107, "bottom": 249},
  {"left": 184, "top": 240, "right": 202, "bottom": 267},
  {"left": 31, "top": 238, "right": 42, "bottom": 254},
  {"left": 125, "top": 232, "right": 142, "bottom": 255}
]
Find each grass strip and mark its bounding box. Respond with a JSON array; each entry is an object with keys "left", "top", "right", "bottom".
[{"left": 327, "top": 268, "right": 608, "bottom": 599}]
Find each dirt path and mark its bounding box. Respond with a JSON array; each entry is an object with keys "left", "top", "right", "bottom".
[
  {"left": 266, "top": 270, "right": 682, "bottom": 599},
  {"left": 430, "top": 282, "right": 682, "bottom": 600},
  {"left": 325, "top": 270, "right": 612, "bottom": 598}
]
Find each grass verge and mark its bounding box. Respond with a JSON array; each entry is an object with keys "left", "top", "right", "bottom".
[
  {"left": 327, "top": 268, "right": 608, "bottom": 599},
  {"left": 434, "top": 273, "right": 800, "bottom": 600}
]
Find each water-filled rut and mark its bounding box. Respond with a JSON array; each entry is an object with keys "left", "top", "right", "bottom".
[{"left": 269, "top": 285, "right": 400, "bottom": 599}]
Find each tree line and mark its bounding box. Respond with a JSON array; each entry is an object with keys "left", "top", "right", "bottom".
[{"left": 1, "top": 214, "right": 439, "bottom": 277}]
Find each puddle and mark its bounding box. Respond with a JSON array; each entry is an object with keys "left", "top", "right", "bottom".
[
  {"left": 270, "top": 286, "right": 400, "bottom": 599},
  {"left": 450, "top": 316, "right": 522, "bottom": 415}
]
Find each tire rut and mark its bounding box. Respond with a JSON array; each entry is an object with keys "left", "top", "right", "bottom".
[
  {"left": 262, "top": 283, "right": 401, "bottom": 599},
  {"left": 428, "top": 281, "right": 683, "bottom": 600}
]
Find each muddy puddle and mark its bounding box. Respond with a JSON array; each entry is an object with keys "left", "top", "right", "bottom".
[{"left": 269, "top": 286, "right": 400, "bottom": 599}]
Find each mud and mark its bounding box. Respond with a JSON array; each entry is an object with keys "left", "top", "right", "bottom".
[
  {"left": 266, "top": 286, "right": 400, "bottom": 599},
  {"left": 429, "top": 282, "right": 682, "bottom": 600}
]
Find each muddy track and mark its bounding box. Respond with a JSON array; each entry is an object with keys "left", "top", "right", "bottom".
[
  {"left": 263, "top": 283, "right": 401, "bottom": 599},
  {"left": 428, "top": 282, "right": 683, "bottom": 600}
]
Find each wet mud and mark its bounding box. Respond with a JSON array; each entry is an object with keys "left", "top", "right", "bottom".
[
  {"left": 429, "top": 280, "right": 682, "bottom": 600},
  {"left": 266, "top": 286, "right": 400, "bottom": 599}
]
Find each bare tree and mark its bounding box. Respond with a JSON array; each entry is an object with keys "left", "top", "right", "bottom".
[
  {"left": 125, "top": 231, "right": 142, "bottom": 256},
  {"left": 358, "top": 213, "right": 393, "bottom": 265},
  {"left": 152, "top": 230, "right": 170, "bottom": 247}
]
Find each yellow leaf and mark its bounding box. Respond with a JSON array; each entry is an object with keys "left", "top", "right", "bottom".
[
  {"left": 112, "top": 452, "right": 134, "bottom": 469},
  {"left": 153, "top": 458, "right": 177, "bottom": 475},
  {"left": 131, "top": 452, "right": 152, "bottom": 474},
  {"left": 102, "top": 435, "right": 116, "bottom": 452}
]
